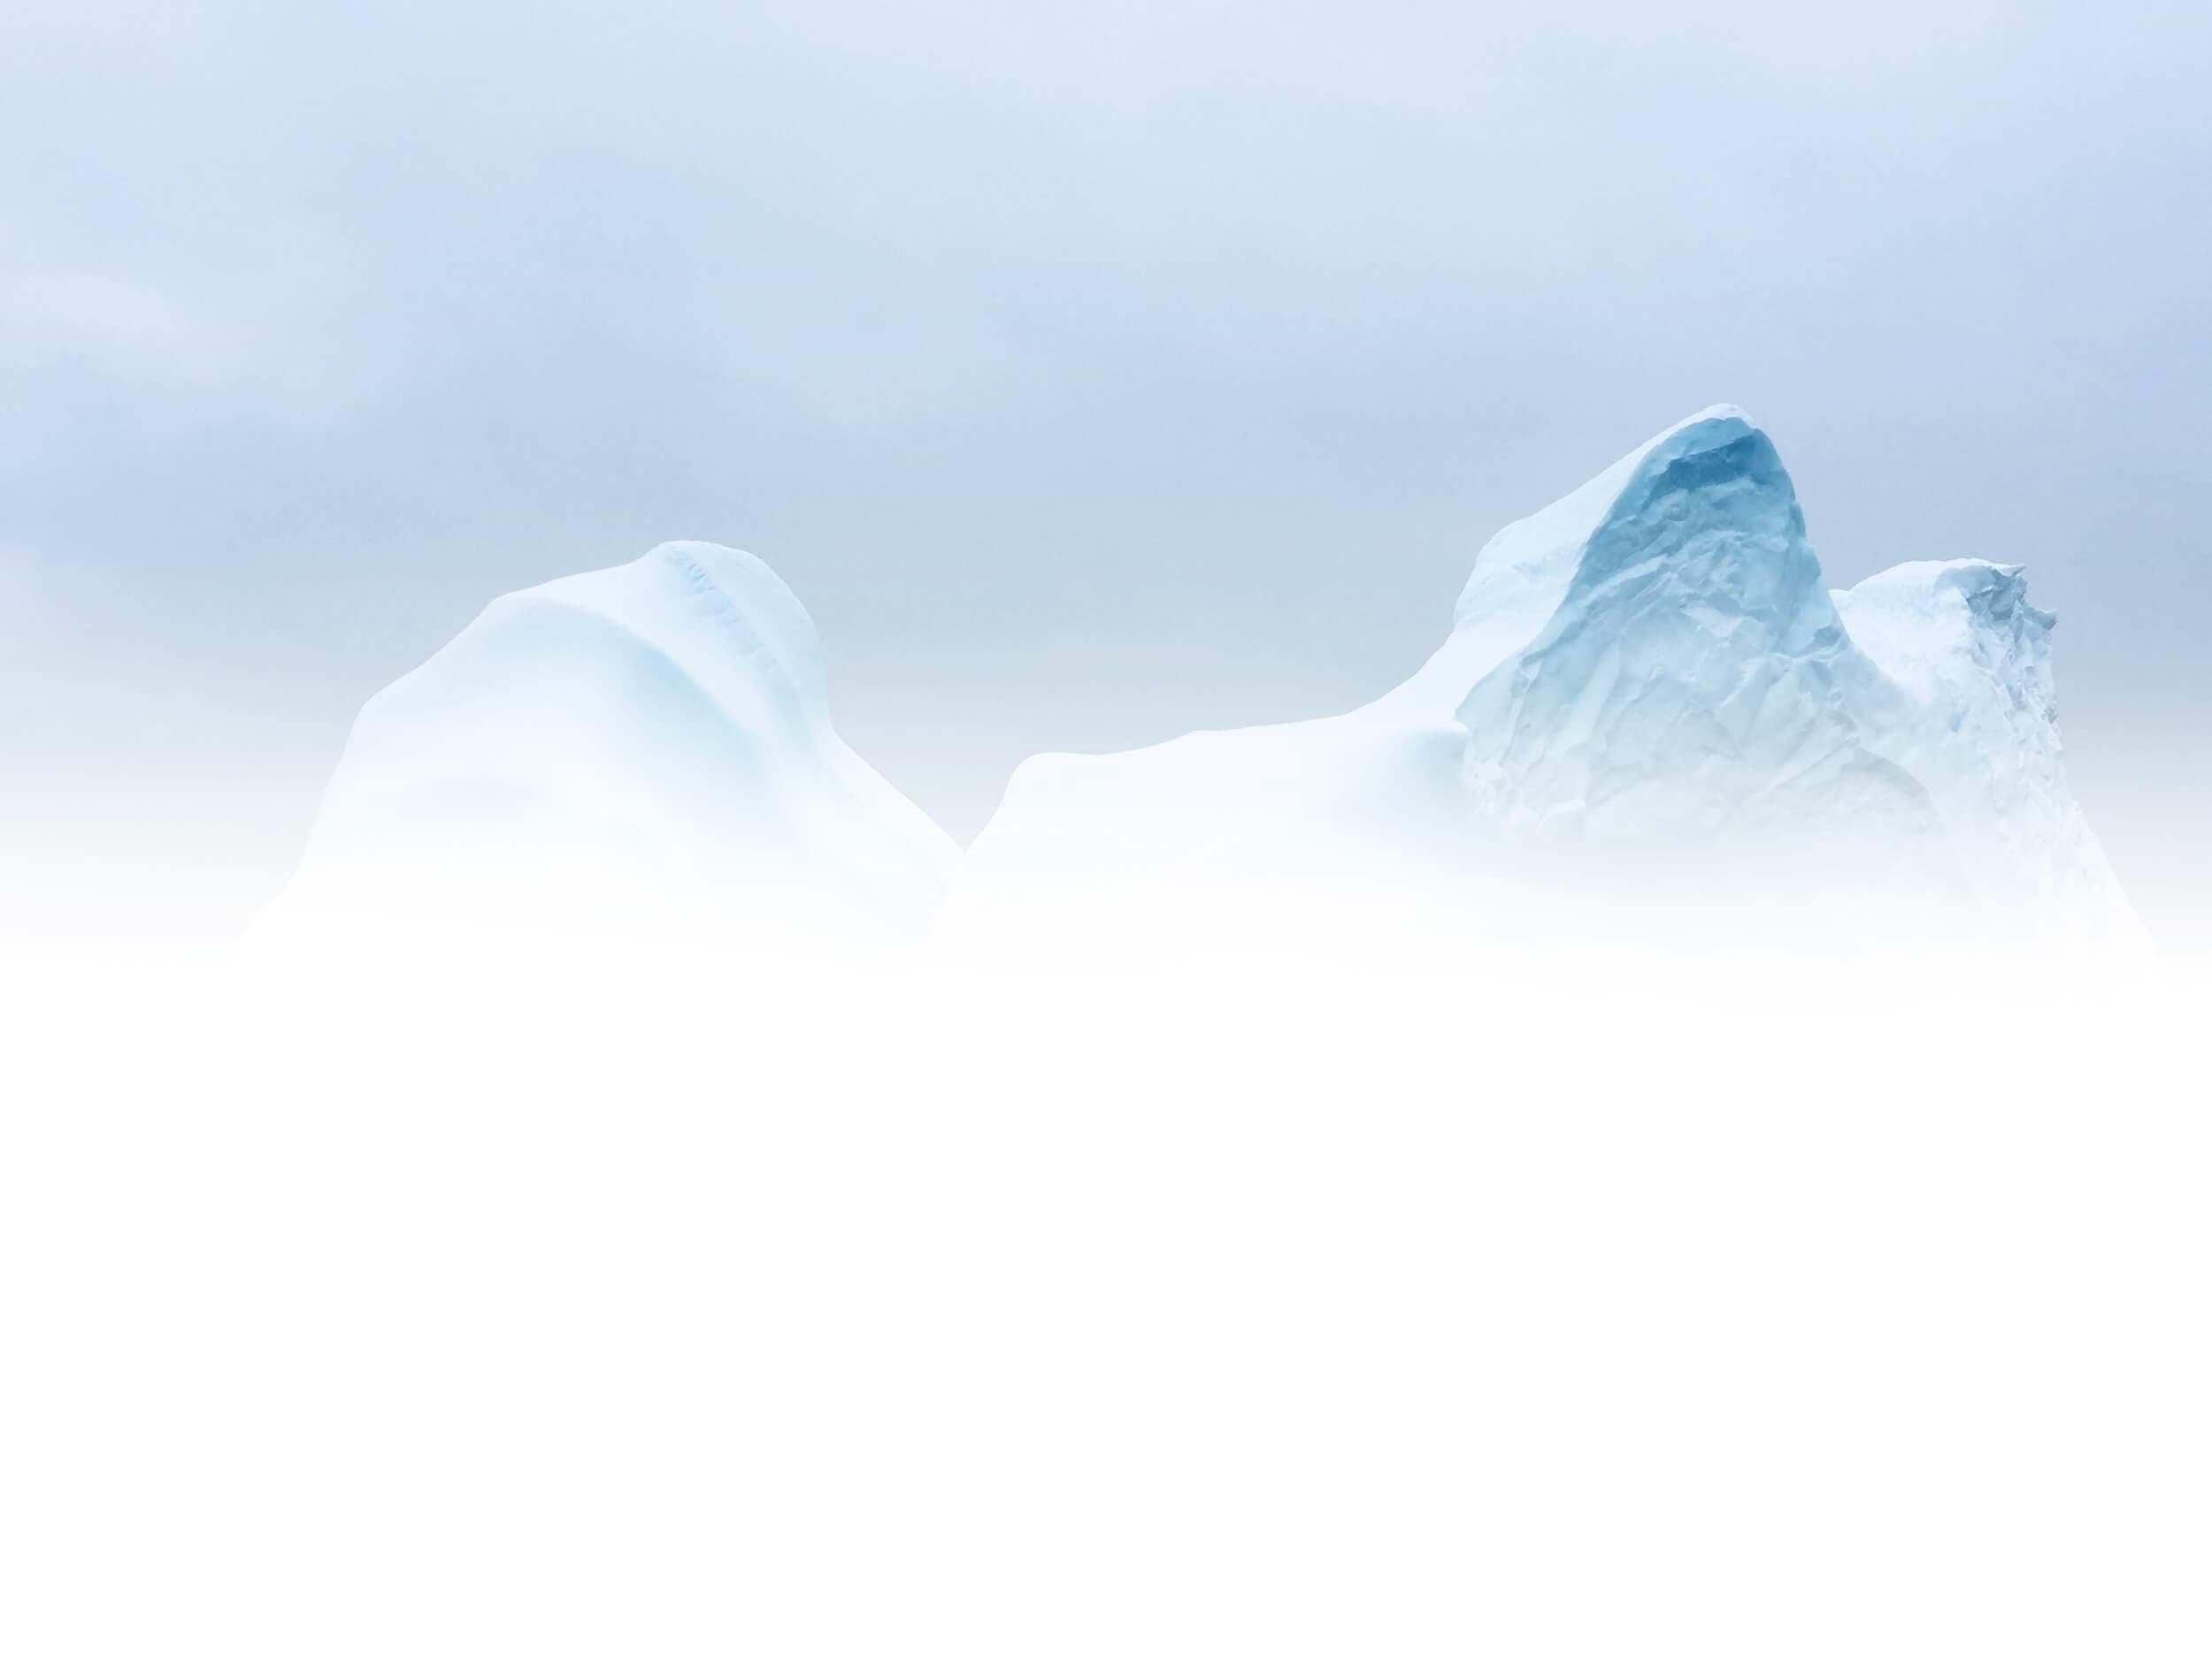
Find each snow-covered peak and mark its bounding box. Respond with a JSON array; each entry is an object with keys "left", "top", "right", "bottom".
[
  {"left": 1452, "top": 405, "right": 1933, "bottom": 855},
  {"left": 264, "top": 541, "right": 956, "bottom": 943},
  {"left": 1451, "top": 404, "right": 1759, "bottom": 633},
  {"left": 1399, "top": 406, "right": 1773, "bottom": 720}
]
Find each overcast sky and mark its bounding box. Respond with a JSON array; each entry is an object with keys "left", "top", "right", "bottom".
[{"left": 4, "top": 0, "right": 2208, "bottom": 946}]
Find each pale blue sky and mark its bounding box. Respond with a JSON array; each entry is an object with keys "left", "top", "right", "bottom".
[{"left": 4, "top": 1, "right": 2208, "bottom": 944}]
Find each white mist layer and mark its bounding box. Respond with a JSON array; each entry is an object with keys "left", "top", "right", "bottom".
[{"left": 6, "top": 944, "right": 2207, "bottom": 1655}]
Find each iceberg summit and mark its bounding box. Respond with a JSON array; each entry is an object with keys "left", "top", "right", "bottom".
[{"left": 265, "top": 409, "right": 2141, "bottom": 970}]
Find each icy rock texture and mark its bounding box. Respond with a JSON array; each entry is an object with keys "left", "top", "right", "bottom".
[
  {"left": 269, "top": 541, "right": 956, "bottom": 940},
  {"left": 964, "top": 407, "right": 2137, "bottom": 955},
  {"left": 1454, "top": 411, "right": 1932, "bottom": 855},
  {"left": 1838, "top": 559, "right": 2131, "bottom": 924}
]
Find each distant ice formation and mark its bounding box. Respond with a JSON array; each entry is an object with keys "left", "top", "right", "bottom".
[
  {"left": 264, "top": 541, "right": 956, "bottom": 943},
  {"left": 263, "top": 415, "right": 2139, "bottom": 968},
  {"left": 958, "top": 408, "right": 2139, "bottom": 962}
]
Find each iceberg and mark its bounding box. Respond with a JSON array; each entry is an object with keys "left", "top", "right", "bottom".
[
  {"left": 958, "top": 407, "right": 2137, "bottom": 960},
  {"left": 260, "top": 416, "right": 2138, "bottom": 968},
  {"left": 265, "top": 541, "right": 956, "bottom": 942}
]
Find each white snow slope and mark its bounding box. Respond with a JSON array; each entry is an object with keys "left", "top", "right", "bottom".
[
  {"left": 266, "top": 541, "right": 956, "bottom": 941},
  {"left": 960, "top": 407, "right": 2138, "bottom": 960}
]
